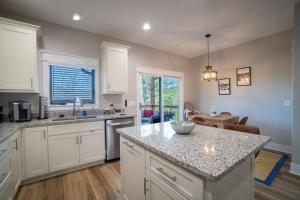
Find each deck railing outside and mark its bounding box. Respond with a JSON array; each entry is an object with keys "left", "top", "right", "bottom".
[{"left": 141, "top": 105, "right": 179, "bottom": 120}]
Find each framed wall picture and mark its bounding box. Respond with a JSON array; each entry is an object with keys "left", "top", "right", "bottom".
[
  {"left": 236, "top": 67, "right": 251, "bottom": 86},
  {"left": 218, "top": 78, "right": 231, "bottom": 95}
]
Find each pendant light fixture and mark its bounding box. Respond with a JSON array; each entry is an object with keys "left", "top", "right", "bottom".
[{"left": 202, "top": 34, "right": 217, "bottom": 82}]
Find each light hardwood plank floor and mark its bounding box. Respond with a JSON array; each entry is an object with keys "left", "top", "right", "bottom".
[{"left": 16, "top": 159, "right": 300, "bottom": 200}]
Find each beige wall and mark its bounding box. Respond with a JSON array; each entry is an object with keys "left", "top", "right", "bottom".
[
  {"left": 0, "top": 10, "right": 193, "bottom": 114},
  {"left": 190, "top": 30, "right": 293, "bottom": 147},
  {"left": 291, "top": 3, "right": 300, "bottom": 175}
]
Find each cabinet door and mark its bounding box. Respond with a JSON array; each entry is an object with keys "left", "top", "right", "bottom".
[
  {"left": 106, "top": 46, "right": 127, "bottom": 93},
  {"left": 0, "top": 22, "right": 37, "bottom": 90},
  {"left": 48, "top": 133, "right": 80, "bottom": 172},
  {"left": 120, "top": 137, "right": 145, "bottom": 200},
  {"left": 146, "top": 171, "right": 187, "bottom": 200},
  {"left": 10, "top": 131, "right": 22, "bottom": 197},
  {"left": 79, "top": 130, "right": 105, "bottom": 164},
  {"left": 24, "top": 127, "right": 48, "bottom": 178}
]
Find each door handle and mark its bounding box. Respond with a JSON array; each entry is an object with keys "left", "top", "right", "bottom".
[{"left": 107, "top": 121, "right": 133, "bottom": 127}]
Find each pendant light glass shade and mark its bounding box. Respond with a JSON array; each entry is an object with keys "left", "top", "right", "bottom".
[
  {"left": 202, "top": 34, "right": 217, "bottom": 81},
  {"left": 203, "top": 66, "right": 217, "bottom": 81}
]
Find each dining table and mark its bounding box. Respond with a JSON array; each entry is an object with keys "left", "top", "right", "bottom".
[{"left": 188, "top": 113, "right": 239, "bottom": 128}]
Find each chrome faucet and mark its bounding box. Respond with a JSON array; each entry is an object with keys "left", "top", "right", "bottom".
[{"left": 73, "top": 97, "right": 82, "bottom": 117}]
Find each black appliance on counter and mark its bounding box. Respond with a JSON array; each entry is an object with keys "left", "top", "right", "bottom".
[{"left": 0, "top": 106, "right": 3, "bottom": 123}]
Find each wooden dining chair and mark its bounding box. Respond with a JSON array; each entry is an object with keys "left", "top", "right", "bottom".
[
  {"left": 191, "top": 117, "right": 218, "bottom": 128},
  {"left": 220, "top": 112, "right": 231, "bottom": 116},
  {"left": 239, "top": 116, "right": 248, "bottom": 125},
  {"left": 223, "top": 123, "right": 260, "bottom": 157}
]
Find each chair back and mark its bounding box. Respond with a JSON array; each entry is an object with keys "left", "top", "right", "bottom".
[
  {"left": 239, "top": 116, "right": 248, "bottom": 125},
  {"left": 223, "top": 123, "right": 260, "bottom": 135},
  {"left": 192, "top": 116, "right": 205, "bottom": 122},
  {"left": 220, "top": 112, "right": 231, "bottom": 116}
]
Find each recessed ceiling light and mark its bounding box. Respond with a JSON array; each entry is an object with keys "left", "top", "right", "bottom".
[
  {"left": 73, "top": 14, "right": 81, "bottom": 21},
  {"left": 142, "top": 23, "right": 151, "bottom": 31}
]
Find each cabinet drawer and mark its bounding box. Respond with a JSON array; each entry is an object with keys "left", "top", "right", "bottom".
[
  {"left": 0, "top": 139, "right": 10, "bottom": 160},
  {"left": 146, "top": 151, "right": 204, "bottom": 200},
  {"left": 0, "top": 171, "right": 11, "bottom": 200},
  {"left": 48, "top": 121, "right": 104, "bottom": 136},
  {"left": 0, "top": 155, "right": 10, "bottom": 185}
]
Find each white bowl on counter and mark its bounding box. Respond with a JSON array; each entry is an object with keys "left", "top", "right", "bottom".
[{"left": 170, "top": 121, "right": 196, "bottom": 135}]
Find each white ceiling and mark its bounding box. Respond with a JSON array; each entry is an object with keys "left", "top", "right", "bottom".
[{"left": 0, "top": 0, "right": 299, "bottom": 58}]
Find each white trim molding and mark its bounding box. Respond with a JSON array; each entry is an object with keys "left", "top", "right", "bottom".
[
  {"left": 264, "top": 142, "right": 291, "bottom": 154},
  {"left": 41, "top": 50, "right": 100, "bottom": 111},
  {"left": 290, "top": 163, "right": 300, "bottom": 176},
  {"left": 135, "top": 66, "right": 185, "bottom": 124},
  {"left": 136, "top": 66, "right": 184, "bottom": 78}
]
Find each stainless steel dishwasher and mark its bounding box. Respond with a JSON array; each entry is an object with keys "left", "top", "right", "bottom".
[{"left": 105, "top": 117, "right": 134, "bottom": 160}]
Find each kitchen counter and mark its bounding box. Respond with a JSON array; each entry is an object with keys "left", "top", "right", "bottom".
[
  {"left": 0, "top": 114, "right": 135, "bottom": 145},
  {"left": 117, "top": 122, "right": 270, "bottom": 182}
]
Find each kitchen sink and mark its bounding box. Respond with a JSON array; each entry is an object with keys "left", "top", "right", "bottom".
[{"left": 52, "top": 116, "right": 97, "bottom": 121}]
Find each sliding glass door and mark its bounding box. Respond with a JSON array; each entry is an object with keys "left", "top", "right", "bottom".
[
  {"left": 163, "top": 76, "right": 180, "bottom": 121},
  {"left": 138, "top": 72, "right": 182, "bottom": 125}
]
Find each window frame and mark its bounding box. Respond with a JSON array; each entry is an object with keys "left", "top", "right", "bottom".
[{"left": 42, "top": 51, "right": 99, "bottom": 111}]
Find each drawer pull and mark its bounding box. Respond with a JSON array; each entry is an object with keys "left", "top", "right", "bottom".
[
  {"left": 156, "top": 167, "right": 177, "bottom": 181},
  {"left": 0, "top": 172, "right": 8, "bottom": 182},
  {"left": 0, "top": 149, "right": 8, "bottom": 157},
  {"left": 124, "top": 141, "right": 134, "bottom": 148}
]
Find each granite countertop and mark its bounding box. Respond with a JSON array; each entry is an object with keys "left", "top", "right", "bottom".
[
  {"left": 0, "top": 114, "right": 135, "bottom": 145},
  {"left": 117, "top": 122, "right": 270, "bottom": 182}
]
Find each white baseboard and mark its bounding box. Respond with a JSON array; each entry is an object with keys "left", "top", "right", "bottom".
[
  {"left": 290, "top": 163, "right": 300, "bottom": 176},
  {"left": 263, "top": 142, "right": 291, "bottom": 154}
]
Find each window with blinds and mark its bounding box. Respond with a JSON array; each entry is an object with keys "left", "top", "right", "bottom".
[{"left": 49, "top": 65, "right": 95, "bottom": 105}]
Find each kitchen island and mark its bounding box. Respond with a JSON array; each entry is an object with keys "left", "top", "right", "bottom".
[{"left": 117, "top": 122, "right": 270, "bottom": 200}]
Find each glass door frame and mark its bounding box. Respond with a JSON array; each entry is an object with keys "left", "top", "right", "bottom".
[{"left": 136, "top": 66, "right": 184, "bottom": 125}]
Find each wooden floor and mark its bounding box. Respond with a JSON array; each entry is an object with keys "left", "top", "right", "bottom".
[{"left": 16, "top": 159, "right": 300, "bottom": 200}]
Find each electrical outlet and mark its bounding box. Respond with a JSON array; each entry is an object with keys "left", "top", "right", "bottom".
[{"left": 284, "top": 100, "right": 291, "bottom": 107}]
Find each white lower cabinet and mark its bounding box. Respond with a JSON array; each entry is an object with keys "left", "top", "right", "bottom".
[
  {"left": 121, "top": 137, "right": 146, "bottom": 200},
  {"left": 120, "top": 136, "right": 204, "bottom": 200},
  {"left": 24, "top": 127, "right": 48, "bottom": 178},
  {"left": 79, "top": 130, "right": 105, "bottom": 164},
  {"left": 48, "top": 122, "right": 106, "bottom": 173},
  {"left": 48, "top": 133, "right": 80, "bottom": 172},
  {"left": 48, "top": 129, "right": 105, "bottom": 172},
  {"left": 146, "top": 170, "right": 187, "bottom": 200}
]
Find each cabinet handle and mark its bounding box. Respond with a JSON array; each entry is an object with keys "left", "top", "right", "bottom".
[
  {"left": 0, "top": 172, "right": 9, "bottom": 182},
  {"left": 156, "top": 167, "right": 177, "bottom": 181},
  {"left": 76, "top": 136, "right": 79, "bottom": 144},
  {"left": 124, "top": 141, "right": 134, "bottom": 148},
  {"left": 80, "top": 136, "right": 83, "bottom": 144},
  {"left": 43, "top": 130, "right": 46, "bottom": 140},
  {"left": 0, "top": 149, "right": 8, "bottom": 158},
  {"left": 30, "top": 78, "right": 33, "bottom": 88},
  {"left": 12, "top": 139, "right": 18, "bottom": 150},
  {"left": 144, "top": 178, "right": 148, "bottom": 195}
]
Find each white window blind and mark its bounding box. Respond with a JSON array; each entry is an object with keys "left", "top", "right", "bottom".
[{"left": 49, "top": 65, "right": 95, "bottom": 105}]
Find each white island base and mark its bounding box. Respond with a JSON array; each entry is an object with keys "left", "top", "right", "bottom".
[{"left": 120, "top": 136, "right": 255, "bottom": 200}]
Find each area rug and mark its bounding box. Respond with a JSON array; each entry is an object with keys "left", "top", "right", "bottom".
[{"left": 255, "top": 150, "right": 288, "bottom": 186}]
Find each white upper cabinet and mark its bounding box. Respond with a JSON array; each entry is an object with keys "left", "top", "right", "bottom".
[
  {"left": 100, "top": 41, "right": 130, "bottom": 94},
  {"left": 0, "top": 17, "right": 40, "bottom": 92}
]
